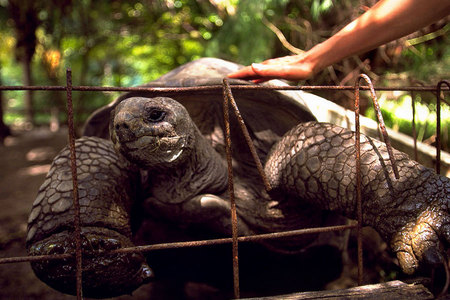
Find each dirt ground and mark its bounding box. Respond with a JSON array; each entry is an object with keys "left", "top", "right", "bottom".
[{"left": 0, "top": 128, "right": 70, "bottom": 299}]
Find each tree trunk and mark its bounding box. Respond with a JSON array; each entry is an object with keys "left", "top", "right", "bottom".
[
  {"left": 22, "top": 53, "right": 34, "bottom": 126},
  {"left": 8, "top": 0, "right": 39, "bottom": 127},
  {"left": 0, "top": 67, "right": 11, "bottom": 145}
]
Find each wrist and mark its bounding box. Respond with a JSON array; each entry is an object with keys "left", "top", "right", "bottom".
[{"left": 301, "top": 43, "right": 328, "bottom": 76}]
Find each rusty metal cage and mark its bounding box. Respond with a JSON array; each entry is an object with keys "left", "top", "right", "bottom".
[{"left": 0, "top": 72, "right": 448, "bottom": 299}]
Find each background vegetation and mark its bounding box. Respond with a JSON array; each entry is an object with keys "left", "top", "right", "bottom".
[{"left": 0, "top": 0, "right": 448, "bottom": 148}]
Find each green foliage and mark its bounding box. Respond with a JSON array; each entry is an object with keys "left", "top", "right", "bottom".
[
  {"left": 0, "top": 0, "right": 448, "bottom": 134},
  {"left": 0, "top": 0, "right": 222, "bottom": 126},
  {"left": 0, "top": 29, "right": 21, "bottom": 85},
  {"left": 399, "top": 34, "right": 450, "bottom": 83},
  {"left": 309, "top": 0, "right": 334, "bottom": 20},
  {"left": 206, "top": 0, "right": 289, "bottom": 64},
  {"left": 365, "top": 94, "right": 450, "bottom": 150}
]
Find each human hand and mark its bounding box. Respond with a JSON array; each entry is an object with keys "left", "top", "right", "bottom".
[{"left": 227, "top": 55, "right": 317, "bottom": 83}]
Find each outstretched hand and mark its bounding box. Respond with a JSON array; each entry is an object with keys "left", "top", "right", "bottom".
[
  {"left": 228, "top": 55, "right": 317, "bottom": 83},
  {"left": 229, "top": 0, "right": 450, "bottom": 84}
]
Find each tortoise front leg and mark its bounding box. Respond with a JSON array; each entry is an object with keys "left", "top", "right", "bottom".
[
  {"left": 26, "top": 136, "right": 153, "bottom": 298},
  {"left": 265, "top": 121, "right": 450, "bottom": 275}
]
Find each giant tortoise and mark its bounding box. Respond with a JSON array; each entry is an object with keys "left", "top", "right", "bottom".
[{"left": 26, "top": 58, "right": 450, "bottom": 298}]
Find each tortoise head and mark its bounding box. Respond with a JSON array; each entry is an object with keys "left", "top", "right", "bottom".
[{"left": 110, "top": 97, "right": 195, "bottom": 169}]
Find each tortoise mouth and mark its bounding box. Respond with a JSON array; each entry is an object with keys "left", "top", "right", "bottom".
[
  {"left": 124, "top": 135, "right": 182, "bottom": 150},
  {"left": 120, "top": 134, "right": 188, "bottom": 166}
]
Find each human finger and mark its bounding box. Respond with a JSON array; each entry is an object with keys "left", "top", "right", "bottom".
[
  {"left": 227, "top": 65, "right": 261, "bottom": 80},
  {"left": 259, "top": 55, "right": 304, "bottom": 66},
  {"left": 227, "top": 55, "right": 305, "bottom": 80},
  {"left": 251, "top": 63, "right": 312, "bottom": 81}
]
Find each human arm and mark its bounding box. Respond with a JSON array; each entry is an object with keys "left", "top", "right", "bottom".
[{"left": 228, "top": 0, "right": 450, "bottom": 81}]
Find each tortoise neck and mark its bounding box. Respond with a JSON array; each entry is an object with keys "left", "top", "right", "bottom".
[{"left": 147, "top": 127, "right": 228, "bottom": 204}]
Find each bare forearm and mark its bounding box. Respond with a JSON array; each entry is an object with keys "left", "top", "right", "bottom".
[
  {"left": 228, "top": 0, "right": 450, "bottom": 81},
  {"left": 310, "top": 0, "right": 450, "bottom": 73}
]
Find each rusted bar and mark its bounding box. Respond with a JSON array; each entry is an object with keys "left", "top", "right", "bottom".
[
  {"left": 354, "top": 78, "right": 364, "bottom": 286},
  {"left": 411, "top": 91, "right": 419, "bottom": 162},
  {"left": 439, "top": 258, "right": 450, "bottom": 297},
  {"left": 66, "top": 69, "right": 83, "bottom": 300},
  {"left": 0, "top": 85, "right": 66, "bottom": 91},
  {"left": 436, "top": 80, "right": 449, "bottom": 174},
  {"left": 222, "top": 78, "right": 272, "bottom": 192},
  {"left": 359, "top": 75, "right": 400, "bottom": 179},
  {"left": 1, "top": 84, "right": 448, "bottom": 92},
  {"left": 111, "top": 224, "right": 358, "bottom": 254},
  {"left": 0, "top": 253, "right": 72, "bottom": 264},
  {"left": 2, "top": 73, "right": 449, "bottom": 299},
  {"left": 222, "top": 79, "right": 240, "bottom": 299},
  {"left": 0, "top": 224, "right": 357, "bottom": 266}
]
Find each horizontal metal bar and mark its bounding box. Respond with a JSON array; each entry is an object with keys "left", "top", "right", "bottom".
[
  {"left": 112, "top": 224, "right": 357, "bottom": 254},
  {"left": 0, "top": 253, "right": 71, "bottom": 264},
  {"left": 0, "top": 86, "right": 66, "bottom": 91},
  {"left": 0, "top": 85, "right": 448, "bottom": 92},
  {"left": 0, "top": 224, "right": 356, "bottom": 265}
]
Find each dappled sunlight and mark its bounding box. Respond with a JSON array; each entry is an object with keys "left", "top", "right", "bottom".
[
  {"left": 3, "top": 136, "right": 18, "bottom": 147},
  {"left": 26, "top": 147, "right": 57, "bottom": 162},
  {"left": 17, "top": 164, "right": 51, "bottom": 176}
]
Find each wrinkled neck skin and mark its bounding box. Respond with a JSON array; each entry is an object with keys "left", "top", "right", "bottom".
[{"left": 138, "top": 127, "right": 229, "bottom": 206}]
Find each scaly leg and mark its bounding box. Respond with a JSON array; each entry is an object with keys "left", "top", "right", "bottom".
[
  {"left": 265, "top": 121, "right": 450, "bottom": 274},
  {"left": 27, "top": 136, "right": 153, "bottom": 298}
]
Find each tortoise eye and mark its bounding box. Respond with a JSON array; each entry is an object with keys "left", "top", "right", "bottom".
[{"left": 147, "top": 109, "right": 166, "bottom": 123}]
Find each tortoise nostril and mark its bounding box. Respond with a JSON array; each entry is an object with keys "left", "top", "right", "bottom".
[
  {"left": 114, "top": 121, "right": 135, "bottom": 143},
  {"left": 115, "top": 122, "right": 130, "bottom": 131}
]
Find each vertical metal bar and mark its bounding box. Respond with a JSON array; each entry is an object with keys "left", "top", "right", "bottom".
[
  {"left": 435, "top": 80, "right": 449, "bottom": 174},
  {"left": 359, "top": 74, "right": 399, "bottom": 179},
  {"left": 66, "top": 69, "right": 83, "bottom": 299},
  {"left": 354, "top": 78, "right": 364, "bottom": 286},
  {"left": 436, "top": 85, "right": 441, "bottom": 174},
  {"left": 222, "top": 80, "right": 240, "bottom": 299},
  {"left": 222, "top": 78, "right": 272, "bottom": 192},
  {"left": 438, "top": 257, "right": 450, "bottom": 297},
  {"left": 411, "top": 91, "right": 418, "bottom": 162}
]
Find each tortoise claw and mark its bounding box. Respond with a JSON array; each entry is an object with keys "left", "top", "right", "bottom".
[{"left": 391, "top": 202, "right": 448, "bottom": 275}]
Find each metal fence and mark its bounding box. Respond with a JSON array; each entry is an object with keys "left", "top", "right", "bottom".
[{"left": 0, "top": 71, "right": 448, "bottom": 299}]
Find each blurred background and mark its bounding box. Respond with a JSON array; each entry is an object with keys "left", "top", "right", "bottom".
[
  {"left": 0, "top": 1, "right": 448, "bottom": 298},
  {"left": 0, "top": 0, "right": 448, "bottom": 148}
]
